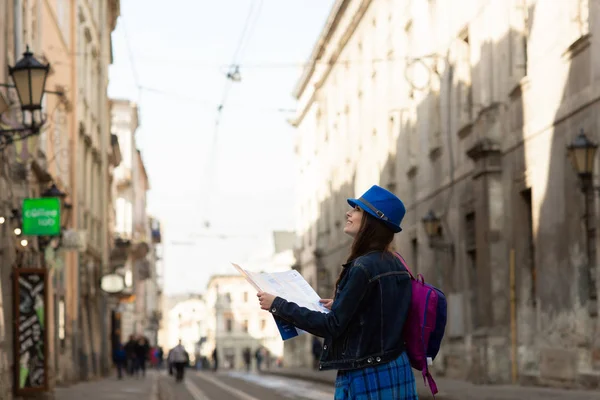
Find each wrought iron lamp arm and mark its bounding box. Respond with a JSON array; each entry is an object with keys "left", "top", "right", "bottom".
[{"left": 0, "top": 83, "right": 64, "bottom": 97}]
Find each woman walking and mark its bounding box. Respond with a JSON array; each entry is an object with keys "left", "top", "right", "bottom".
[{"left": 258, "top": 185, "right": 418, "bottom": 399}]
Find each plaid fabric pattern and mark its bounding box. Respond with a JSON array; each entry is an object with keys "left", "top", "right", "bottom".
[{"left": 334, "top": 352, "right": 418, "bottom": 400}]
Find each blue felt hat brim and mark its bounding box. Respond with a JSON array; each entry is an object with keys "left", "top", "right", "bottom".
[{"left": 347, "top": 198, "right": 402, "bottom": 233}]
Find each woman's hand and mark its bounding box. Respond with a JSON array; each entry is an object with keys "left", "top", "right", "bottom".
[
  {"left": 257, "top": 292, "right": 276, "bottom": 311},
  {"left": 319, "top": 298, "right": 333, "bottom": 310}
]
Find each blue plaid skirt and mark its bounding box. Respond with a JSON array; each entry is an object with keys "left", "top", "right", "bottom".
[{"left": 334, "top": 352, "right": 418, "bottom": 400}]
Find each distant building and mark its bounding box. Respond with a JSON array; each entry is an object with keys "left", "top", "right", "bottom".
[
  {"left": 165, "top": 296, "right": 207, "bottom": 366},
  {"left": 203, "top": 231, "right": 296, "bottom": 370},
  {"left": 110, "top": 99, "right": 161, "bottom": 345}
]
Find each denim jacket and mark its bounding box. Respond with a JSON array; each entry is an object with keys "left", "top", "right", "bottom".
[{"left": 269, "top": 250, "right": 411, "bottom": 371}]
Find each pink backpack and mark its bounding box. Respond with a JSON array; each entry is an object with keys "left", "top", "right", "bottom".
[{"left": 394, "top": 252, "right": 447, "bottom": 397}]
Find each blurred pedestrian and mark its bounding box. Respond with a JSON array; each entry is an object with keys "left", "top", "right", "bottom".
[
  {"left": 212, "top": 347, "right": 219, "bottom": 372},
  {"left": 149, "top": 346, "right": 157, "bottom": 368},
  {"left": 113, "top": 343, "right": 127, "bottom": 380},
  {"left": 124, "top": 335, "right": 137, "bottom": 376},
  {"left": 254, "top": 347, "right": 263, "bottom": 372},
  {"left": 167, "top": 348, "right": 174, "bottom": 376},
  {"left": 243, "top": 347, "right": 251, "bottom": 372},
  {"left": 257, "top": 185, "right": 418, "bottom": 399},
  {"left": 169, "top": 340, "right": 189, "bottom": 382},
  {"left": 135, "top": 336, "right": 150, "bottom": 378},
  {"left": 156, "top": 346, "right": 164, "bottom": 369}
]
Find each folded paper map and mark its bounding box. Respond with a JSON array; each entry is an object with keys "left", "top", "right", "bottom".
[{"left": 231, "top": 263, "right": 330, "bottom": 340}]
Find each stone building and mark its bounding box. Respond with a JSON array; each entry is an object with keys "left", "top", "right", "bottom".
[
  {"left": 292, "top": 0, "right": 600, "bottom": 388},
  {"left": 109, "top": 99, "right": 160, "bottom": 345},
  {"left": 72, "top": 0, "right": 121, "bottom": 381},
  {"left": 0, "top": 0, "right": 119, "bottom": 396}
]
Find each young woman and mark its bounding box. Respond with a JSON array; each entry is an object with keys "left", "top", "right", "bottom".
[{"left": 258, "top": 185, "right": 418, "bottom": 399}]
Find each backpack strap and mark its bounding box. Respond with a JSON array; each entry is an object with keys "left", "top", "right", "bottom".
[
  {"left": 424, "top": 369, "right": 439, "bottom": 396},
  {"left": 392, "top": 251, "right": 415, "bottom": 279}
]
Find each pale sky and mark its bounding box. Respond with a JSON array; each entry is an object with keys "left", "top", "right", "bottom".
[{"left": 108, "top": 0, "right": 334, "bottom": 295}]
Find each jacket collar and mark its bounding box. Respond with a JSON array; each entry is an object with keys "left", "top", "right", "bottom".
[{"left": 342, "top": 250, "right": 383, "bottom": 268}]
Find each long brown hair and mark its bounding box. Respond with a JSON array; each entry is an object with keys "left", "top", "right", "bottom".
[{"left": 334, "top": 211, "right": 395, "bottom": 292}]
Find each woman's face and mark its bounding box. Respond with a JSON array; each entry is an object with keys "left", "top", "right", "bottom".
[{"left": 344, "top": 206, "right": 363, "bottom": 237}]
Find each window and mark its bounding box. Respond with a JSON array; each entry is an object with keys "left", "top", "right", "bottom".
[
  {"left": 465, "top": 212, "right": 479, "bottom": 329},
  {"left": 521, "top": 189, "right": 536, "bottom": 306},
  {"left": 456, "top": 28, "right": 472, "bottom": 129},
  {"left": 467, "top": 249, "right": 478, "bottom": 329},
  {"left": 509, "top": 0, "right": 528, "bottom": 80},
  {"left": 465, "top": 212, "right": 476, "bottom": 251},
  {"left": 402, "top": 107, "right": 418, "bottom": 174},
  {"left": 226, "top": 319, "right": 232, "bottom": 333},
  {"left": 56, "top": 0, "right": 71, "bottom": 45},
  {"left": 429, "top": 90, "right": 442, "bottom": 153},
  {"left": 242, "top": 320, "right": 248, "bottom": 333},
  {"left": 58, "top": 299, "right": 66, "bottom": 350}
]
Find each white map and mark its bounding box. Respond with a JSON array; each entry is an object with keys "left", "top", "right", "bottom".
[
  {"left": 232, "top": 263, "right": 330, "bottom": 314},
  {"left": 232, "top": 263, "right": 330, "bottom": 339}
]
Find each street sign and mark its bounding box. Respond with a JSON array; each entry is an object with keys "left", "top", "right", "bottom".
[{"left": 22, "top": 198, "right": 61, "bottom": 236}]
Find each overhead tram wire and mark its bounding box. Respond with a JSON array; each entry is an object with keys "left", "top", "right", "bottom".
[{"left": 201, "top": 0, "right": 263, "bottom": 229}]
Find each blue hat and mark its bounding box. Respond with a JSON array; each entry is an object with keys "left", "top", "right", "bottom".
[{"left": 347, "top": 185, "right": 406, "bottom": 233}]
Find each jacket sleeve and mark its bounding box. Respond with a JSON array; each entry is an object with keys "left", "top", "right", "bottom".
[{"left": 268, "top": 264, "right": 369, "bottom": 339}]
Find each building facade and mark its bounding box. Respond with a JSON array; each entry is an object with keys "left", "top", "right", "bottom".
[
  {"left": 202, "top": 231, "right": 296, "bottom": 370},
  {"left": 110, "top": 98, "right": 161, "bottom": 345},
  {"left": 165, "top": 296, "right": 207, "bottom": 366},
  {"left": 0, "top": 2, "right": 46, "bottom": 396},
  {"left": 0, "top": 0, "right": 120, "bottom": 395},
  {"left": 292, "top": 0, "right": 600, "bottom": 388},
  {"left": 73, "top": 0, "right": 120, "bottom": 381}
]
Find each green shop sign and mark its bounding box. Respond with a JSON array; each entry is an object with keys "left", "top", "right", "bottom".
[{"left": 22, "top": 198, "right": 61, "bottom": 236}]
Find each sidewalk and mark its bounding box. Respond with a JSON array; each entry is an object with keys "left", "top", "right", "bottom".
[
  {"left": 54, "top": 370, "right": 158, "bottom": 400},
  {"left": 265, "top": 367, "right": 600, "bottom": 400}
]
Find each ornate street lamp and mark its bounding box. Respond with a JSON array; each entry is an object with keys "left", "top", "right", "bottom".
[
  {"left": 41, "top": 183, "right": 71, "bottom": 229},
  {"left": 0, "top": 46, "right": 54, "bottom": 150},
  {"left": 567, "top": 128, "right": 599, "bottom": 316},
  {"left": 8, "top": 46, "right": 50, "bottom": 112},
  {"left": 422, "top": 210, "right": 442, "bottom": 238},
  {"left": 567, "top": 129, "right": 598, "bottom": 181}
]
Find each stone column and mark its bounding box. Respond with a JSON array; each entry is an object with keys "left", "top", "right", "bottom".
[{"left": 466, "top": 137, "right": 510, "bottom": 383}]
